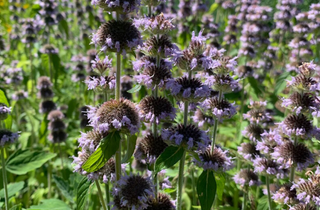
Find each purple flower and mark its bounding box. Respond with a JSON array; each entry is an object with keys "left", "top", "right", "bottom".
[
  {"left": 0, "top": 129, "right": 19, "bottom": 147},
  {"left": 253, "top": 157, "right": 287, "bottom": 178}
]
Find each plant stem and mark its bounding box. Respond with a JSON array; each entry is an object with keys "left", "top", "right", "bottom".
[
  {"left": 58, "top": 143, "right": 64, "bottom": 168},
  {"left": 212, "top": 91, "right": 222, "bottom": 150},
  {"left": 47, "top": 164, "right": 52, "bottom": 198},
  {"left": 105, "top": 182, "right": 110, "bottom": 210},
  {"left": 153, "top": 168, "right": 158, "bottom": 199},
  {"left": 95, "top": 180, "right": 107, "bottom": 210},
  {"left": 242, "top": 187, "right": 248, "bottom": 210},
  {"left": 266, "top": 175, "right": 272, "bottom": 210},
  {"left": 1, "top": 147, "right": 9, "bottom": 210},
  {"left": 177, "top": 150, "right": 186, "bottom": 210},
  {"left": 191, "top": 168, "right": 197, "bottom": 209}
]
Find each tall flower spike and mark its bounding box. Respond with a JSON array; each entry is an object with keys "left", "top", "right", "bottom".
[
  {"left": 139, "top": 96, "right": 176, "bottom": 124},
  {"left": 161, "top": 124, "right": 210, "bottom": 151},
  {"left": 112, "top": 174, "right": 154, "bottom": 210},
  {"left": 88, "top": 98, "right": 140, "bottom": 135}
]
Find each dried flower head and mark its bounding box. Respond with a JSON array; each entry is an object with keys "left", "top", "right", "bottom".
[
  {"left": 37, "top": 88, "right": 54, "bottom": 99},
  {"left": 194, "top": 146, "right": 234, "bottom": 171},
  {"left": 134, "top": 134, "right": 168, "bottom": 164},
  {"left": 166, "top": 77, "right": 211, "bottom": 103},
  {"left": 272, "top": 183, "right": 298, "bottom": 205},
  {"left": 0, "top": 129, "right": 19, "bottom": 147},
  {"left": 89, "top": 98, "right": 140, "bottom": 134},
  {"left": 93, "top": 20, "right": 142, "bottom": 54},
  {"left": 272, "top": 141, "right": 314, "bottom": 171},
  {"left": 234, "top": 169, "right": 260, "bottom": 188},
  {"left": 139, "top": 96, "right": 175, "bottom": 124},
  {"left": 112, "top": 174, "right": 154, "bottom": 210},
  {"left": 162, "top": 124, "right": 210, "bottom": 151}
]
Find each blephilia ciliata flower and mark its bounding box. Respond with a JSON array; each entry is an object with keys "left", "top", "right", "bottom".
[
  {"left": 145, "top": 193, "right": 176, "bottom": 210},
  {"left": 272, "top": 183, "right": 298, "bottom": 205},
  {"left": 238, "top": 142, "right": 260, "bottom": 161},
  {"left": 289, "top": 204, "right": 316, "bottom": 210},
  {"left": 277, "top": 114, "right": 316, "bottom": 138},
  {"left": 112, "top": 174, "right": 154, "bottom": 210},
  {"left": 138, "top": 96, "right": 176, "bottom": 124},
  {"left": 243, "top": 101, "right": 272, "bottom": 124},
  {"left": 194, "top": 146, "right": 234, "bottom": 171},
  {"left": 234, "top": 169, "right": 260, "bottom": 188},
  {"left": 201, "top": 97, "right": 237, "bottom": 122},
  {"left": 88, "top": 98, "right": 140, "bottom": 135},
  {"left": 91, "top": 0, "right": 141, "bottom": 13},
  {"left": 242, "top": 124, "right": 264, "bottom": 142},
  {"left": 134, "top": 133, "right": 168, "bottom": 164},
  {"left": 0, "top": 103, "right": 11, "bottom": 120},
  {"left": 192, "top": 109, "right": 214, "bottom": 128},
  {"left": 253, "top": 157, "right": 287, "bottom": 178},
  {"left": 85, "top": 75, "right": 116, "bottom": 91},
  {"left": 166, "top": 77, "right": 211, "bottom": 103},
  {"left": 161, "top": 124, "right": 210, "bottom": 151},
  {"left": 272, "top": 141, "right": 314, "bottom": 171},
  {"left": 0, "top": 129, "right": 19, "bottom": 147},
  {"left": 92, "top": 20, "right": 142, "bottom": 55},
  {"left": 256, "top": 129, "right": 283, "bottom": 154},
  {"left": 12, "top": 91, "right": 28, "bottom": 101},
  {"left": 144, "top": 35, "right": 178, "bottom": 57},
  {"left": 133, "top": 13, "right": 175, "bottom": 35},
  {"left": 291, "top": 169, "right": 320, "bottom": 206}
]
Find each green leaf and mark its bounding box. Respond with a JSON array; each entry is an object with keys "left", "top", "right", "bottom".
[
  {"left": 197, "top": 170, "right": 216, "bottom": 210},
  {"left": 76, "top": 177, "right": 91, "bottom": 210},
  {"left": 122, "top": 134, "right": 137, "bottom": 163},
  {"left": 274, "top": 71, "right": 290, "bottom": 95},
  {"left": 155, "top": 146, "right": 184, "bottom": 173},
  {"left": 0, "top": 181, "right": 24, "bottom": 198},
  {"left": 6, "top": 149, "right": 56, "bottom": 175},
  {"left": 66, "top": 98, "right": 78, "bottom": 119},
  {"left": 247, "top": 77, "right": 263, "bottom": 99},
  {"left": 9, "top": 204, "right": 22, "bottom": 210},
  {"left": 0, "top": 89, "right": 12, "bottom": 129},
  {"left": 127, "top": 84, "right": 141, "bottom": 93},
  {"left": 182, "top": 192, "right": 191, "bottom": 210},
  {"left": 257, "top": 196, "right": 268, "bottom": 210},
  {"left": 209, "top": 3, "right": 219, "bottom": 13},
  {"left": 82, "top": 131, "right": 121, "bottom": 172},
  {"left": 215, "top": 173, "right": 226, "bottom": 200},
  {"left": 53, "top": 175, "right": 74, "bottom": 202},
  {"left": 58, "top": 19, "right": 69, "bottom": 39},
  {"left": 41, "top": 54, "right": 49, "bottom": 72},
  {"left": 29, "top": 199, "right": 71, "bottom": 210}
]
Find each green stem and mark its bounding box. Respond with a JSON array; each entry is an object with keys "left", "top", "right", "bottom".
[
  {"left": 191, "top": 168, "right": 197, "bottom": 209},
  {"left": 266, "top": 176, "right": 272, "bottom": 210},
  {"left": 58, "top": 143, "right": 64, "bottom": 168},
  {"left": 242, "top": 187, "right": 248, "bottom": 210},
  {"left": 47, "top": 164, "right": 52, "bottom": 198},
  {"left": 105, "top": 182, "right": 110, "bottom": 210},
  {"left": 153, "top": 168, "right": 158, "bottom": 199},
  {"left": 95, "top": 180, "right": 107, "bottom": 210},
  {"left": 177, "top": 151, "right": 186, "bottom": 210},
  {"left": 1, "top": 147, "right": 9, "bottom": 210},
  {"left": 115, "top": 48, "right": 122, "bottom": 181}
]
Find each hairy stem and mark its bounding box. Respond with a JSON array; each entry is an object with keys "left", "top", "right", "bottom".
[
  {"left": 95, "top": 180, "right": 107, "bottom": 210},
  {"left": 177, "top": 150, "right": 186, "bottom": 210},
  {"left": 1, "top": 147, "right": 9, "bottom": 210}
]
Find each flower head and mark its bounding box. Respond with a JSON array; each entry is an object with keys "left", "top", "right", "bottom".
[
  {"left": 93, "top": 20, "right": 142, "bottom": 55},
  {"left": 89, "top": 98, "right": 140, "bottom": 134},
  {"left": 144, "top": 35, "right": 178, "bottom": 57},
  {"left": 242, "top": 124, "right": 264, "bottom": 142},
  {"left": 272, "top": 183, "right": 297, "bottom": 205},
  {"left": 278, "top": 114, "right": 314, "bottom": 138},
  {"left": 0, "top": 103, "right": 11, "bottom": 121},
  {"left": 112, "top": 174, "right": 154, "bottom": 210},
  {"left": 234, "top": 169, "right": 260, "bottom": 188},
  {"left": 194, "top": 146, "right": 234, "bottom": 171},
  {"left": 0, "top": 129, "right": 19, "bottom": 147},
  {"left": 238, "top": 142, "right": 260, "bottom": 161},
  {"left": 192, "top": 109, "right": 214, "bottom": 128},
  {"left": 145, "top": 193, "right": 176, "bottom": 210},
  {"left": 39, "top": 100, "right": 56, "bottom": 114},
  {"left": 201, "top": 97, "right": 237, "bottom": 122},
  {"left": 253, "top": 157, "right": 287, "bottom": 178},
  {"left": 91, "top": 0, "right": 141, "bottom": 13},
  {"left": 161, "top": 124, "right": 210, "bottom": 151},
  {"left": 139, "top": 96, "right": 175, "bottom": 124},
  {"left": 134, "top": 133, "right": 168, "bottom": 165}
]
